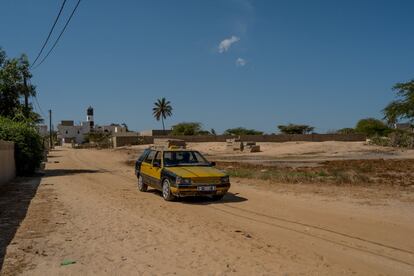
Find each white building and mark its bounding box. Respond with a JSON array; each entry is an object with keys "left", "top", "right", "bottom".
[
  {"left": 57, "top": 106, "right": 95, "bottom": 144},
  {"left": 394, "top": 123, "right": 414, "bottom": 132},
  {"left": 57, "top": 121, "right": 90, "bottom": 144}
]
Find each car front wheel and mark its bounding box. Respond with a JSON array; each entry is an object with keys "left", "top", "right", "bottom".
[
  {"left": 138, "top": 175, "right": 148, "bottom": 192},
  {"left": 162, "top": 179, "right": 175, "bottom": 201}
]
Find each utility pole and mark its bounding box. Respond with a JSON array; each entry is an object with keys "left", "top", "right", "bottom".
[
  {"left": 23, "top": 75, "right": 29, "bottom": 117},
  {"left": 49, "top": 109, "right": 53, "bottom": 149}
]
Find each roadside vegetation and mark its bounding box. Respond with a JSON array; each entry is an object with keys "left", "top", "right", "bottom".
[
  {"left": 0, "top": 117, "right": 44, "bottom": 175},
  {"left": 0, "top": 47, "right": 44, "bottom": 175}
]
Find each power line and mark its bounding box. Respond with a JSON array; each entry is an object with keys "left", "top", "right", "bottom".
[
  {"left": 28, "top": 79, "right": 46, "bottom": 119},
  {"left": 34, "top": 95, "right": 46, "bottom": 118},
  {"left": 33, "top": 0, "right": 82, "bottom": 69},
  {"left": 31, "top": 0, "right": 67, "bottom": 68}
]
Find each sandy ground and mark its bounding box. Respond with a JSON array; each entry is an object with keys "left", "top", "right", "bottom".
[{"left": 1, "top": 146, "right": 414, "bottom": 275}]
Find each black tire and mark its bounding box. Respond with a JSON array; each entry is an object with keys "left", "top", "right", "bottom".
[
  {"left": 162, "top": 179, "right": 175, "bottom": 201},
  {"left": 211, "top": 194, "right": 225, "bottom": 201},
  {"left": 137, "top": 175, "right": 148, "bottom": 192}
]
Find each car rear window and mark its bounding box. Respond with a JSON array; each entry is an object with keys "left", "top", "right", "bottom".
[
  {"left": 144, "top": 150, "right": 156, "bottom": 163},
  {"left": 138, "top": 149, "right": 150, "bottom": 162}
]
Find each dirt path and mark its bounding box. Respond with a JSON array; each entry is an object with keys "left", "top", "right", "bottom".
[{"left": 1, "top": 147, "right": 414, "bottom": 275}]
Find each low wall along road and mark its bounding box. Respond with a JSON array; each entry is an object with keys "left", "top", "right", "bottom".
[
  {"left": 0, "top": 140, "right": 15, "bottom": 186},
  {"left": 112, "top": 134, "right": 366, "bottom": 147}
]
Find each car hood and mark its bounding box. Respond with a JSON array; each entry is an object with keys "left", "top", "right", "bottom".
[{"left": 165, "top": 166, "right": 226, "bottom": 178}]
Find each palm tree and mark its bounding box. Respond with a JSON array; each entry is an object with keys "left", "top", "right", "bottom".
[{"left": 152, "top": 97, "right": 173, "bottom": 131}]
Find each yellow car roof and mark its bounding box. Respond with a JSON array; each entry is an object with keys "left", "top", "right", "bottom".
[{"left": 149, "top": 146, "right": 192, "bottom": 151}]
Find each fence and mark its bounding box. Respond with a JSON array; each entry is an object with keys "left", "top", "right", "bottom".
[{"left": 0, "top": 140, "right": 15, "bottom": 186}]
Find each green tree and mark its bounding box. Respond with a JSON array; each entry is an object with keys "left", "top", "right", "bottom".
[
  {"left": 355, "top": 118, "right": 389, "bottom": 137},
  {"left": 223, "top": 127, "right": 263, "bottom": 136},
  {"left": 0, "top": 47, "right": 39, "bottom": 121},
  {"left": 198, "top": 130, "right": 212, "bottom": 135},
  {"left": 383, "top": 79, "right": 414, "bottom": 124},
  {"left": 336, "top": 128, "right": 356, "bottom": 134},
  {"left": 152, "top": 97, "right": 173, "bottom": 131},
  {"left": 171, "top": 122, "right": 203, "bottom": 136},
  {"left": 278, "top": 124, "right": 314, "bottom": 134}
]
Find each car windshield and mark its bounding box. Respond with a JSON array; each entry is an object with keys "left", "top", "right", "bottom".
[{"left": 163, "top": 151, "right": 210, "bottom": 167}]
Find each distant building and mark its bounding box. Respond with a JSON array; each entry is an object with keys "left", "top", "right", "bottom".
[
  {"left": 394, "top": 123, "right": 414, "bottom": 132},
  {"left": 36, "top": 125, "right": 48, "bottom": 137},
  {"left": 57, "top": 106, "right": 95, "bottom": 144},
  {"left": 57, "top": 120, "right": 91, "bottom": 144},
  {"left": 86, "top": 106, "right": 94, "bottom": 131},
  {"left": 95, "top": 124, "right": 127, "bottom": 134},
  {"left": 57, "top": 107, "right": 132, "bottom": 145}
]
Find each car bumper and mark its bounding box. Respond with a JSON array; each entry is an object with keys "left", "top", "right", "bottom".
[{"left": 170, "top": 183, "right": 230, "bottom": 197}]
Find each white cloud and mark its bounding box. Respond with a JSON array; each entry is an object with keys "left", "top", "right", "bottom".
[
  {"left": 236, "top": 57, "right": 246, "bottom": 66},
  {"left": 218, "top": 36, "right": 240, "bottom": 53}
]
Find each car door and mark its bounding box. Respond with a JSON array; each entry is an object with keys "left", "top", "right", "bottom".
[
  {"left": 135, "top": 149, "right": 150, "bottom": 176},
  {"left": 140, "top": 150, "right": 156, "bottom": 187},
  {"left": 148, "top": 151, "right": 162, "bottom": 189}
]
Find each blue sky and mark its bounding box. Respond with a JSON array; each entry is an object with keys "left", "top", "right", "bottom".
[{"left": 1, "top": 0, "right": 413, "bottom": 133}]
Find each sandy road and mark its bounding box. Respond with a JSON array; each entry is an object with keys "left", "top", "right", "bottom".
[{"left": 1, "top": 147, "right": 414, "bottom": 275}]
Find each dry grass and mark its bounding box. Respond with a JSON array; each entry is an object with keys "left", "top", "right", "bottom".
[{"left": 217, "top": 159, "right": 414, "bottom": 187}]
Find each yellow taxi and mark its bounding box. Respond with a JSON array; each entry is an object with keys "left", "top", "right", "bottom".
[{"left": 135, "top": 147, "right": 230, "bottom": 201}]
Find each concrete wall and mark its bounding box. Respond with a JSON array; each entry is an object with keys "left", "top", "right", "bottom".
[
  {"left": 112, "top": 134, "right": 366, "bottom": 147},
  {"left": 112, "top": 136, "right": 143, "bottom": 148},
  {"left": 0, "top": 140, "right": 15, "bottom": 186},
  {"left": 149, "top": 134, "right": 366, "bottom": 143},
  {"left": 139, "top": 130, "right": 172, "bottom": 136}
]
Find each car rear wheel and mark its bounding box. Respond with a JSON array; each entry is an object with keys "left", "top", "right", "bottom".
[
  {"left": 162, "top": 179, "right": 175, "bottom": 201},
  {"left": 138, "top": 175, "right": 147, "bottom": 192}
]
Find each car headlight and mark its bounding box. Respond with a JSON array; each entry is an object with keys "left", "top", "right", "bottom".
[
  {"left": 221, "top": 176, "right": 230, "bottom": 183},
  {"left": 176, "top": 176, "right": 192, "bottom": 185}
]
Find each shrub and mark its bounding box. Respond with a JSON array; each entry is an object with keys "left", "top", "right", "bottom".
[
  {"left": 370, "top": 130, "right": 414, "bottom": 148},
  {"left": 336, "top": 128, "right": 356, "bottom": 134},
  {"left": 223, "top": 127, "right": 263, "bottom": 136},
  {"left": 369, "top": 135, "right": 391, "bottom": 147},
  {"left": 0, "top": 116, "right": 44, "bottom": 175},
  {"left": 84, "top": 132, "right": 112, "bottom": 148},
  {"left": 171, "top": 122, "right": 203, "bottom": 136},
  {"left": 388, "top": 131, "right": 414, "bottom": 148},
  {"left": 355, "top": 118, "right": 390, "bottom": 137},
  {"left": 277, "top": 124, "right": 314, "bottom": 134}
]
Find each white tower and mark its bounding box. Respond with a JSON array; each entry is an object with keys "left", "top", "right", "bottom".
[{"left": 86, "top": 106, "right": 94, "bottom": 130}]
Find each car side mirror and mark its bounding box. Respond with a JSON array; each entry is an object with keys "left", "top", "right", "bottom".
[
  {"left": 153, "top": 161, "right": 161, "bottom": 168},
  {"left": 210, "top": 161, "right": 216, "bottom": 166}
]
